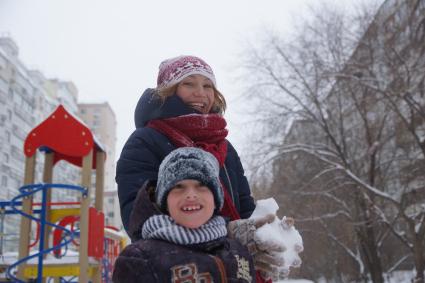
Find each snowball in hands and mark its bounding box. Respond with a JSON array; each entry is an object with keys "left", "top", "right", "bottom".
[{"left": 250, "top": 198, "right": 303, "bottom": 276}]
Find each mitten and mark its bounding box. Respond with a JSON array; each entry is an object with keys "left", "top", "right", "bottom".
[
  {"left": 255, "top": 252, "right": 284, "bottom": 281},
  {"left": 227, "top": 214, "right": 286, "bottom": 280}
]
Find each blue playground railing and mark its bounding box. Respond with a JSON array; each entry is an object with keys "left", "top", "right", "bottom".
[{"left": 4, "top": 183, "right": 87, "bottom": 283}]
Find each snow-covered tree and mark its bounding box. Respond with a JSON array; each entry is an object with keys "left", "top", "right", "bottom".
[{"left": 241, "top": 0, "right": 425, "bottom": 282}]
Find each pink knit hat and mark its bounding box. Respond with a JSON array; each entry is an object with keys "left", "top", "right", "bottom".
[{"left": 157, "top": 55, "right": 216, "bottom": 89}]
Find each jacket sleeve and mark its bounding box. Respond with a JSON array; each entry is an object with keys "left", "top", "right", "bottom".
[
  {"left": 226, "top": 142, "right": 256, "bottom": 219},
  {"left": 116, "top": 127, "right": 172, "bottom": 233},
  {"left": 112, "top": 244, "right": 156, "bottom": 283}
]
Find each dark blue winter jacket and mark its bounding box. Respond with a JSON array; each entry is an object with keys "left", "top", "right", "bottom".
[
  {"left": 116, "top": 88, "right": 256, "bottom": 233},
  {"left": 113, "top": 182, "right": 256, "bottom": 283}
]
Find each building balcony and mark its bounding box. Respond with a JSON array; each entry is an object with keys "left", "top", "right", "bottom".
[
  {"left": 12, "top": 124, "right": 27, "bottom": 140},
  {"left": 13, "top": 104, "right": 34, "bottom": 125},
  {"left": 0, "top": 91, "right": 6, "bottom": 104},
  {"left": 0, "top": 77, "right": 8, "bottom": 95},
  {"left": 1, "top": 163, "right": 10, "bottom": 174}
]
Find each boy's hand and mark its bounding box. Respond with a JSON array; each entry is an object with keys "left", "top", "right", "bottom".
[{"left": 227, "top": 214, "right": 286, "bottom": 280}]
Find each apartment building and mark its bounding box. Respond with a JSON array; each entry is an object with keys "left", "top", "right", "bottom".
[
  {"left": 78, "top": 102, "right": 121, "bottom": 229},
  {"left": 0, "top": 36, "right": 120, "bottom": 251}
]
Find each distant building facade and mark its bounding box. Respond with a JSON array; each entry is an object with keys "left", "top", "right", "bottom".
[
  {"left": 0, "top": 36, "right": 119, "bottom": 251},
  {"left": 282, "top": 0, "right": 425, "bottom": 195},
  {"left": 78, "top": 102, "right": 121, "bottom": 229}
]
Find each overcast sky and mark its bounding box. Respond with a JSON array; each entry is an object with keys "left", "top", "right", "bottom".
[{"left": 0, "top": 0, "right": 361, "bottom": 162}]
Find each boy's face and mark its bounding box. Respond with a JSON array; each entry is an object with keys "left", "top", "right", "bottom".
[{"left": 167, "top": 179, "right": 215, "bottom": 229}]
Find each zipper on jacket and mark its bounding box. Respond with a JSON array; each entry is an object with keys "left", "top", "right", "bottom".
[
  {"left": 223, "top": 165, "right": 236, "bottom": 205},
  {"left": 211, "top": 255, "right": 228, "bottom": 283}
]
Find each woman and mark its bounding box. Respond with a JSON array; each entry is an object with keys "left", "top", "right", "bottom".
[{"left": 117, "top": 55, "right": 255, "bottom": 230}]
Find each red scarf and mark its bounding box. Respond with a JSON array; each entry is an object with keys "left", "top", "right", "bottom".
[
  {"left": 147, "top": 114, "right": 240, "bottom": 220},
  {"left": 148, "top": 114, "right": 269, "bottom": 283},
  {"left": 148, "top": 114, "right": 228, "bottom": 166}
]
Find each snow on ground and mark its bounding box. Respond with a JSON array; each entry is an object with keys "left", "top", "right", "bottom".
[
  {"left": 383, "top": 270, "right": 415, "bottom": 283},
  {"left": 276, "top": 280, "right": 313, "bottom": 283},
  {"left": 0, "top": 249, "right": 97, "bottom": 265},
  {"left": 291, "top": 271, "right": 416, "bottom": 283}
]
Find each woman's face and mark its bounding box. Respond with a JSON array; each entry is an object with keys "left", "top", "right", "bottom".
[
  {"left": 176, "top": 74, "right": 215, "bottom": 114},
  {"left": 167, "top": 179, "right": 215, "bottom": 229}
]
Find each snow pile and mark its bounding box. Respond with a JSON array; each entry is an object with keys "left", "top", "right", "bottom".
[
  {"left": 277, "top": 280, "right": 313, "bottom": 283},
  {"left": 250, "top": 198, "right": 303, "bottom": 277}
]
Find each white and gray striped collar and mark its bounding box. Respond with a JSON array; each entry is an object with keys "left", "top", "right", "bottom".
[{"left": 141, "top": 214, "right": 227, "bottom": 245}]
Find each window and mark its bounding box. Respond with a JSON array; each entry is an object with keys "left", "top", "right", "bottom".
[
  {"left": 0, "top": 78, "right": 8, "bottom": 93},
  {"left": 14, "top": 93, "right": 22, "bottom": 106},
  {"left": 3, "top": 153, "right": 9, "bottom": 163},
  {"left": 7, "top": 87, "right": 13, "bottom": 100},
  {"left": 1, "top": 176, "right": 7, "bottom": 187}
]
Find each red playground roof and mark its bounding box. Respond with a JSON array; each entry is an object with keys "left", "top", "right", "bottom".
[{"left": 24, "top": 105, "right": 105, "bottom": 169}]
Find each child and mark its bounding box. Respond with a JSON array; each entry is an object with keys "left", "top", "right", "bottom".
[{"left": 113, "top": 147, "right": 256, "bottom": 282}]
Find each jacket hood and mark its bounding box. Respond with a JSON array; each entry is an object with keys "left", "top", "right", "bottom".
[
  {"left": 134, "top": 88, "right": 200, "bottom": 128},
  {"left": 127, "top": 180, "right": 161, "bottom": 242}
]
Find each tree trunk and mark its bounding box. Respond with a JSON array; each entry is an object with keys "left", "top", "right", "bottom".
[
  {"left": 357, "top": 225, "right": 384, "bottom": 283},
  {"left": 357, "top": 194, "right": 384, "bottom": 283},
  {"left": 413, "top": 236, "right": 425, "bottom": 283}
]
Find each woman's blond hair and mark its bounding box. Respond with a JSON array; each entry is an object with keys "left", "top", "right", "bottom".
[{"left": 156, "top": 84, "right": 227, "bottom": 114}]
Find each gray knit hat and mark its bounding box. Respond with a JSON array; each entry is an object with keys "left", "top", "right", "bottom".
[{"left": 156, "top": 147, "right": 224, "bottom": 212}]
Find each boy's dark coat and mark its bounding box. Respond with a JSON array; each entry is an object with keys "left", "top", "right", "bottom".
[
  {"left": 116, "top": 88, "right": 256, "bottom": 232},
  {"left": 112, "top": 183, "right": 256, "bottom": 283}
]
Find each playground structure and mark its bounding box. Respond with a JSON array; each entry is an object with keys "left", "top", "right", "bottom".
[{"left": 0, "top": 105, "right": 126, "bottom": 282}]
